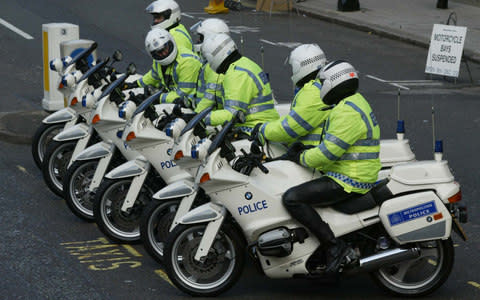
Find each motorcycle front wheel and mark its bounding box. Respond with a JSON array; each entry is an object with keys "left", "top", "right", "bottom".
[
  {"left": 64, "top": 159, "right": 99, "bottom": 221},
  {"left": 164, "top": 223, "right": 245, "bottom": 297},
  {"left": 371, "top": 238, "right": 454, "bottom": 297},
  {"left": 42, "top": 140, "right": 76, "bottom": 197},
  {"left": 31, "top": 123, "right": 65, "bottom": 168},
  {"left": 140, "top": 199, "right": 180, "bottom": 263},
  {"left": 93, "top": 178, "right": 154, "bottom": 244}
]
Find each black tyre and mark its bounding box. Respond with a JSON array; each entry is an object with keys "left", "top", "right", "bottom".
[
  {"left": 93, "top": 178, "right": 155, "bottom": 244},
  {"left": 140, "top": 199, "right": 180, "bottom": 263},
  {"left": 32, "top": 123, "right": 65, "bottom": 169},
  {"left": 64, "top": 159, "right": 99, "bottom": 221},
  {"left": 42, "top": 140, "right": 77, "bottom": 197},
  {"left": 164, "top": 223, "right": 245, "bottom": 297},
  {"left": 371, "top": 238, "right": 454, "bottom": 297}
]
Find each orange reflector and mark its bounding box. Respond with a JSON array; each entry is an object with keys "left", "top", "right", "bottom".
[
  {"left": 174, "top": 151, "right": 184, "bottom": 160},
  {"left": 58, "top": 82, "right": 64, "bottom": 89},
  {"left": 126, "top": 132, "right": 136, "bottom": 141},
  {"left": 433, "top": 213, "right": 443, "bottom": 220},
  {"left": 70, "top": 97, "right": 78, "bottom": 106},
  {"left": 448, "top": 190, "right": 462, "bottom": 203},
  {"left": 200, "top": 173, "right": 210, "bottom": 184},
  {"left": 92, "top": 114, "right": 101, "bottom": 124}
]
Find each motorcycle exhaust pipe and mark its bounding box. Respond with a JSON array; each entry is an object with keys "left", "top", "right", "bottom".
[{"left": 358, "top": 247, "right": 421, "bottom": 271}]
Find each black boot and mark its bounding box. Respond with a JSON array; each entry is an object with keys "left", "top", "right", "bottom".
[{"left": 325, "top": 239, "right": 352, "bottom": 273}]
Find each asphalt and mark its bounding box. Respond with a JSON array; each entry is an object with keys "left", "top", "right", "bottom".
[{"left": 2, "top": 0, "right": 480, "bottom": 144}]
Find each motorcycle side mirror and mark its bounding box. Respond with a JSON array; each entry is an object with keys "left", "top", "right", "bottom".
[
  {"left": 112, "top": 50, "right": 123, "bottom": 62},
  {"left": 127, "top": 63, "right": 136, "bottom": 75}
]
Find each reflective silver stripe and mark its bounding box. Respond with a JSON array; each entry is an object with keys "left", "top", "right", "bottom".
[
  {"left": 326, "top": 172, "right": 375, "bottom": 190},
  {"left": 353, "top": 139, "right": 380, "bottom": 146},
  {"left": 177, "top": 82, "right": 196, "bottom": 89},
  {"left": 340, "top": 152, "right": 379, "bottom": 160},
  {"left": 250, "top": 93, "right": 273, "bottom": 105},
  {"left": 224, "top": 99, "right": 248, "bottom": 110},
  {"left": 160, "top": 93, "right": 169, "bottom": 103},
  {"left": 234, "top": 66, "right": 262, "bottom": 93},
  {"left": 205, "top": 83, "right": 222, "bottom": 90},
  {"left": 324, "top": 133, "right": 350, "bottom": 150},
  {"left": 224, "top": 106, "right": 237, "bottom": 114},
  {"left": 345, "top": 101, "right": 372, "bottom": 139},
  {"left": 319, "top": 143, "right": 339, "bottom": 161},
  {"left": 237, "top": 126, "right": 253, "bottom": 133},
  {"left": 290, "top": 110, "right": 314, "bottom": 131},
  {"left": 152, "top": 71, "right": 160, "bottom": 80},
  {"left": 248, "top": 103, "right": 274, "bottom": 114},
  {"left": 313, "top": 81, "right": 322, "bottom": 91},
  {"left": 173, "top": 62, "right": 179, "bottom": 83},
  {"left": 281, "top": 118, "right": 298, "bottom": 138},
  {"left": 299, "top": 134, "right": 322, "bottom": 142},
  {"left": 139, "top": 78, "right": 145, "bottom": 87},
  {"left": 180, "top": 53, "right": 198, "bottom": 59},
  {"left": 212, "top": 38, "right": 233, "bottom": 56},
  {"left": 203, "top": 92, "right": 216, "bottom": 101},
  {"left": 260, "top": 123, "right": 267, "bottom": 136},
  {"left": 301, "top": 152, "right": 307, "bottom": 166}
]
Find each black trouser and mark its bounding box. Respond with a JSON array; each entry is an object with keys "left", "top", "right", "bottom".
[{"left": 282, "top": 176, "right": 360, "bottom": 246}]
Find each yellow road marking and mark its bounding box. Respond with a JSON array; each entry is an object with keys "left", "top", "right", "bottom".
[
  {"left": 17, "top": 165, "right": 30, "bottom": 176},
  {"left": 122, "top": 245, "right": 142, "bottom": 257},
  {"left": 80, "top": 257, "right": 130, "bottom": 263},
  {"left": 155, "top": 269, "right": 174, "bottom": 287},
  {"left": 468, "top": 281, "right": 480, "bottom": 289}
]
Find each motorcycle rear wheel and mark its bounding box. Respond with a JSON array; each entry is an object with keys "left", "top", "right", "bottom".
[{"left": 371, "top": 238, "right": 454, "bottom": 297}]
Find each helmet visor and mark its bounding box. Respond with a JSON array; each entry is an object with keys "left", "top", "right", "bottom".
[
  {"left": 150, "top": 40, "right": 175, "bottom": 61},
  {"left": 151, "top": 10, "right": 171, "bottom": 26}
]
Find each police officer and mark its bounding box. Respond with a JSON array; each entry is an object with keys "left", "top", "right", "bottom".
[
  {"left": 282, "top": 60, "right": 381, "bottom": 273},
  {"left": 125, "top": 0, "right": 195, "bottom": 90},
  {"left": 190, "top": 18, "right": 229, "bottom": 113},
  {"left": 201, "top": 33, "right": 279, "bottom": 133},
  {"left": 252, "top": 44, "right": 328, "bottom": 147},
  {"left": 143, "top": 28, "right": 202, "bottom": 104}
]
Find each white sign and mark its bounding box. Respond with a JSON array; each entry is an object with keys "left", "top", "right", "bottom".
[{"left": 425, "top": 24, "right": 467, "bottom": 77}]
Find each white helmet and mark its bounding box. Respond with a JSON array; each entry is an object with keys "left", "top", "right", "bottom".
[
  {"left": 201, "top": 33, "right": 237, "bottom": 73},
  {"left": 145, "top": 28, "right": 178, "bottom": 66},
  {"left": 191, "top": 18, "right": 230, "bottom": 54},
  {"left": 318, "top": 60, "right": 359, "bottom": 105},
  {"left": 288, "top": 44, "right": 327, "bottom": 86},
  {"left": 146, "top": 0, "right": 181, "bottom": 30}
]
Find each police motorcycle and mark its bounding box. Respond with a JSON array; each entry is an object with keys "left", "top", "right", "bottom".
[
  {"left": 161, "top": 115, "right": 467, "bottom": 297},
  {"left": 41, "top": 51, "right": 126, "bottom": 197},
  {"left": 32, "top": 43, "right": 99, "bottom": 168},
  {"left": 61, "top": 64, "right": 149, "bottom": 221},
  {"left": 140, "top": 117, "right": 415, "bottom": 263},
  {"left": 91, "top": 94, "right": 203, "bottom": 243}
]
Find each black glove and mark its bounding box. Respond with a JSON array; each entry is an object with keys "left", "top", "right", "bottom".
[
  {"left": 173, "top": 97, "right": 191, "bottom": 108},
  {"left": 144, "top": 104, "right": 157, "bottom": 122},
  {"left": 249, "top": 123, "right": 265, "bottom": 146},
  {"left": 284, "top": 142, "right": 314, "bottom": 164},
  {"left": 122, "top": 81, "right": 139, "bottom": 90}
]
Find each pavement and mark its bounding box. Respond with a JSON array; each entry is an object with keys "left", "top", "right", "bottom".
[{"left": 1, "top": 0, "right": 480, "bottom": 144}]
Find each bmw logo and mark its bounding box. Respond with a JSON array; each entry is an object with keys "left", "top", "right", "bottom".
[
  {"left": 245, "top": 192, "right": 253, "bottom": 200},
  {"left": 167, "top": 148, "right": 172, "bottom": 156}
]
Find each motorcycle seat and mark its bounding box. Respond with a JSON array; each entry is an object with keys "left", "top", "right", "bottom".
[{"left": 332, "top": 179, "right": 393, "bottom": 214}]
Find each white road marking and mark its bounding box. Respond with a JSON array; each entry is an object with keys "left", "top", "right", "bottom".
[
  {"left": 181, "top": 13, "right": 195, "bottom": 19},
  {"left": 0, "top": 18, "right": 33, "bottom": 40},
  {"left": 259, "top": 39, "right": 301, "bottom": 49},
  {"left": 366, "top": 74, "right": 410, "bottom": 90}
]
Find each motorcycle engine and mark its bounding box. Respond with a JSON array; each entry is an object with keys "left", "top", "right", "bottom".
[{"left": 257, "top": 228, "right": 294, "bottom": 257}]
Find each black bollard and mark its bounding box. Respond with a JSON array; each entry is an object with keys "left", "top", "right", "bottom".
[
  {"left": 437, "top": 0, "right": 448, "bottom": 9},
  {"left": 338, "top": 0, "right": 360, "bottom": 12}
]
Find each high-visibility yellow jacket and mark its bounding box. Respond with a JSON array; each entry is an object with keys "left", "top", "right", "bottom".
[
  {"left": 138, "top": 47, "right": 202, "bottom": 104},
  {"left": 300, "top": 93, "right": 381, "bottom": 194},
  {"left": 137, "top": 23, "right": 194, "bottom": 89},
  {"left": 204, "top": 56, "right": 279, "bottom": 132},
  {"left": 194, "top": 63, "right": 224, "bottom": 113},
  {"left": 260, "top": 79, "right": 329, "bottom": 146}
]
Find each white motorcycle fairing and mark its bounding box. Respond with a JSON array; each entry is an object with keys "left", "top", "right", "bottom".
[
  {"left": 105, "top": 157, "right": 149, "bottom": 179},
  {"left": 74, "top": 141, "right": 112, "bottom": 161},
  {"left": 43, "top": 107, "right": 77, "bottom": 124},
  {"left": 153, "top": 180, "right": 196, "bottom": 199},
  {"left": 53, "top": 123, "right": 90, "bottom": 142}
]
